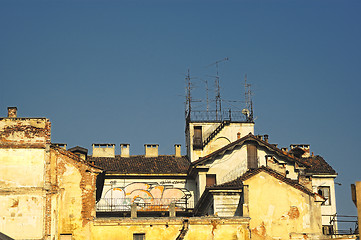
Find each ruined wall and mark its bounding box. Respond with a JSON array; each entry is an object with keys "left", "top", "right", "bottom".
[
  {"left": 244, "top": 171, "right": 322, "bottom": 240},
  {"left": 0, "top": 118, "right": 51, "bottom": 148},
  {"left": 51, "top": 147, "right": 101, "bottom": 240},
  {"left": 91, "top": 217, "right": 250, "bottom": 240},
  {"left": 0, "top": 117, "right": 51, "bottom": 239}
]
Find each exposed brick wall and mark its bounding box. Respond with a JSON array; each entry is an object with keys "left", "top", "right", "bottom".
[
  {"left": 50, "top": 146, "right": 101, "bottom": 235},
  {"left": 0, "top": 118, "right": 51, "bottom": 147}
]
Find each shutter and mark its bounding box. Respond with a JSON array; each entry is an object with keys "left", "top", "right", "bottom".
[
  {"left": 206, "top": 174, "right": 216, "bottom": 187},
  {"left": 193, "top": 126, "right": 203, "bottom": 149},
  {"left": 247, "top": 144, "right": 258, "bottom": 169}
]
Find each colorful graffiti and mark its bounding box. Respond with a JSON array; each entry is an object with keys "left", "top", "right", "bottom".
[{"left": 102, "top": 182, "right": 192, "bottom": 211}]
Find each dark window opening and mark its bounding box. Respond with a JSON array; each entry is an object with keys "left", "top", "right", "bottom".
[
  {"left": 193, "top": 126, "right": 203, "bottom": 149},
  {"left": 133, "top": 233, "right": 145, "bottom": 240},
  {"left": 318, "top": 186, "right": 331, "bottom": 205},
  {"left": 322, "top": 225, "right": 334, "bottom": 235},
  {"left": 206, "top": 174, "right": 216, "bottom": 187},
  {"left": 247, "top": 144, "right": 258, "bottom": 169}
]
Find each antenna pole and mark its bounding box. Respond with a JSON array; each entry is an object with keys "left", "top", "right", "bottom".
[
  {"left": 185, "top": 69, "right": 192, "bottom": 119},
  {"left": 244, "top": 74, "right": 254, "bottom": 122},
  {"left": 209, "top": 57, "right": 228, "bottom": 121}
]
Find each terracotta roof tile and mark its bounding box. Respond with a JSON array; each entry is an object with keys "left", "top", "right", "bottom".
[
  {"left": 211, "top": 166, "right": 314, "bottom": 196},
  {"left": 299, "top": 155, "right": 337, "bottom": 175},
  {"left": 88, "top": 155, "right": 190, "bottom": 174}
]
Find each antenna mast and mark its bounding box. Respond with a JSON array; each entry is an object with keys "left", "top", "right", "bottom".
[
  {"left": 244, "top": 74, "right": 254, "bottom": 122},
  {"left": 185, "top": 69, "right": 191, "bottom": 119},
  {"left": 208, "top": 57, "right": 228, "bottom": 121}
]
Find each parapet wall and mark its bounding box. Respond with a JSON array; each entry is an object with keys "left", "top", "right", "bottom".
[{"left": 0, "top": 118, "right": 51, "bottom": 148}]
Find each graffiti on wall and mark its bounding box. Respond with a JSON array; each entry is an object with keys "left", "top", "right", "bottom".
[{"left": 103, "top": 182, "right": 192, "bottom": 211}]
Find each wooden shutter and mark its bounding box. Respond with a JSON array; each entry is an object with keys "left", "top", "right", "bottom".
[
  {"left": 247, "top": 144, "right": 258, "bottom": 169},
  {"left": 206, "top": 174, "right": 216, "bottom": 187},
  {"left": 193, "top": 126, "right": 203, "bottom": 149}
]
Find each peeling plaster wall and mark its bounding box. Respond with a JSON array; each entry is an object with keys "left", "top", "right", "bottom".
[
  {"left": 244, "top": 172, "right": 322, "bottom": 239},
  {"left": 0, "top": 118, "right": 50, "bottom": 239},
  {"left": 0, "top": 118, "right": 51, "bottom": 147},
  {"left": 51, "top": 148, "right": 100, "bottom": 240},
  {"left": 91, "top": 217, "right": 250, "bottom": 240}
]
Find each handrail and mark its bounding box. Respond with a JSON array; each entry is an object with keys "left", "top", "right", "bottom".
[{"left": 96, "top": 198, "right": 194, "bottom": 212}]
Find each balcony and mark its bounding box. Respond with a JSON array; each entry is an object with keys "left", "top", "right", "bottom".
[{"left": 96, "top": 198, "right": 194, "bottom": 217}]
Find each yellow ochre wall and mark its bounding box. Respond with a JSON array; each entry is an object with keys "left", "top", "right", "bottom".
[
  {"left": 244, "top": 171, "right": 322, "bottom": 240},
  {"left": 91, "top": 218, "right": 250, "bottom": 240}
]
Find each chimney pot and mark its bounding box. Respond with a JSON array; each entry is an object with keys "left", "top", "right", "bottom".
[
  {"left": 145, "top": 144, "right": 159, "bottom": 157},
  {"left": 263, "top": 134, "right": 269, "bottom": 143},
  {"left": 92, "top": 144, "right": 115, "bottom": 158},
  {"left": 174, "top": 144, "right": 181, "bottom": 157},
  {"left": 120, "top": 144, "right": 130, "bottom": 157},
  {"left": 7, "top": 107, "right": 17, "bottom": 118}
]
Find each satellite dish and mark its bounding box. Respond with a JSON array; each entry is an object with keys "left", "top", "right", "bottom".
[{"left": 242, "top": 108, "right": 250, "bottom": 116}]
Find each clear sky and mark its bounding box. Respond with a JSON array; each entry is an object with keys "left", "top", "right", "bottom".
[{"left": 1, "top": 0, "right": 360, "bottom": 219}]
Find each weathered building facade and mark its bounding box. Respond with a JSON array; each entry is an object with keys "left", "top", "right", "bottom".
[{"left": 0, "top": 107, "right": 340, "bottom": 240}]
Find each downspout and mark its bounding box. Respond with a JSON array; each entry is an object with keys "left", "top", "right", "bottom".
[{"left": 176, "top": 219, "right": 189, "bottom": 240}]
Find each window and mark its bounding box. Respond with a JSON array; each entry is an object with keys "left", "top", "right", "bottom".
[
  {"left": 322, "top": 225, "right": 334, "bottom": 235},
  {"left": 193, "top": 126, "right": 203, "bottom": 149},
  {"left": 133, "top": 233, "right": 145, "bottom": 240},
  {"left": 59, "top": 234, "right": 72, "bottom": 240},
  {"left": 247, "top": 144, "right": 258, "bottom": 169},
  {"left": 318, "top": 186, "right": 331, "bottom": 205},
  {"left": 206, "top": 174, "right": 216, "bottom": 187}
]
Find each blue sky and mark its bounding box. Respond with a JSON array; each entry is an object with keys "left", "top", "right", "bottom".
[{"left": 1, "top": 0, "right": 360, "bottom": 217}]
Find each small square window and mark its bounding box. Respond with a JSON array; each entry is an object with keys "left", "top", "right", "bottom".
[{"left": 133, "top": 233, "right": 145, "bottom": 240}]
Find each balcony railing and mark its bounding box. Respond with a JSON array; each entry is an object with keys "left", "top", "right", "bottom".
[
  {"left": 189, "top": 110, "right": 246, "bottom": 122},
  {"left": 96, "top": 198, "right": 194, "bottom": 212}
]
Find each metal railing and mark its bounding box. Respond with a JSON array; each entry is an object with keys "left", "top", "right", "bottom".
[
  {"left": 324, "top": 214, "right": 359, "bottom": 235},
  {"left": 96, "top": 198, "right": 194, "bottom": 212},
  {"left": 189, "top": 110, "right": 247, "bottom": 122}
]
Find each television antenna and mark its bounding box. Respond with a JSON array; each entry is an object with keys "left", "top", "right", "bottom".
[{"left": 206, "top": 57, "right": 229, "bottom": 120}]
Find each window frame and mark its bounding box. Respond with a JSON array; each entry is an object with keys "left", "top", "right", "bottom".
[{"left": 318, "top": 186, "right": 331, "bottom": 206}]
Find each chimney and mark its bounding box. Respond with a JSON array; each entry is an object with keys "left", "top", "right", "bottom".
[
  {"left": 174, "top": 144, "right": 181, "bottom": 157},
  {"left": 120, "top": 144, "right": 130, "bottom": 157},
  {"left": 281, "top": 147, "right": 288, "bottom": 153},
  {"left": 145, "top": 144, "right": 158, "bottom": 157},
  {"left": 290, "top": 144, "right": 310, "bottom": 158},
  {"left": 92, "top": 144, "right": 115, "bottom": 158},
  {"left": 263, "top": 135, "right": 269, "bottom": 143},
  {"left": 68, "top": 146, "right": 88, "bottom": 160},
  {"left": 53, "top": 143, "right": 67, "bottom": 150},
  {"left": 7, "top": 107, "right": 17, "bottom": 118}
]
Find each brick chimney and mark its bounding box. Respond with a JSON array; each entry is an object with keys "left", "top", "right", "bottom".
[
  {"left": 8, "top": 107, "right": 17, "bottom": 118},
  {"left": 174, "top": 144, "right": 181, "bottom": 157},
  {"left": 145, "top": 144, "right": 158, "bottom": 157},
  {"left": 120, "top": 144, "right": 130, "bottom": 157}
]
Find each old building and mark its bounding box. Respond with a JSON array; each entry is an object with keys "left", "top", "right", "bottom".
[
  {"left": 0, "top": 106, "right": 339, "bottom": 240},
  {"left": 0, "top": 107, "right": 101, "bottom": 239}
]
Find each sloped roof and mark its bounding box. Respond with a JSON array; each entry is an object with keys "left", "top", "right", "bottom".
[
  {"left": 299, "top": 155, "right": 337, "bottom": 175},
  {"left": 0, "top": 232, "right": 14, "bottom": 240},
  {"left": 191, "top": 133, "right": 308, "bottom": 167},
  {"left": 88, "top": 155, "right": 190, "bottom": 175},
  {"left": 50, "top": 144, "right": 102, "bottom": 171},
  {"left": 212, "top": 166, "right": 314, "bottom": 196}
]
